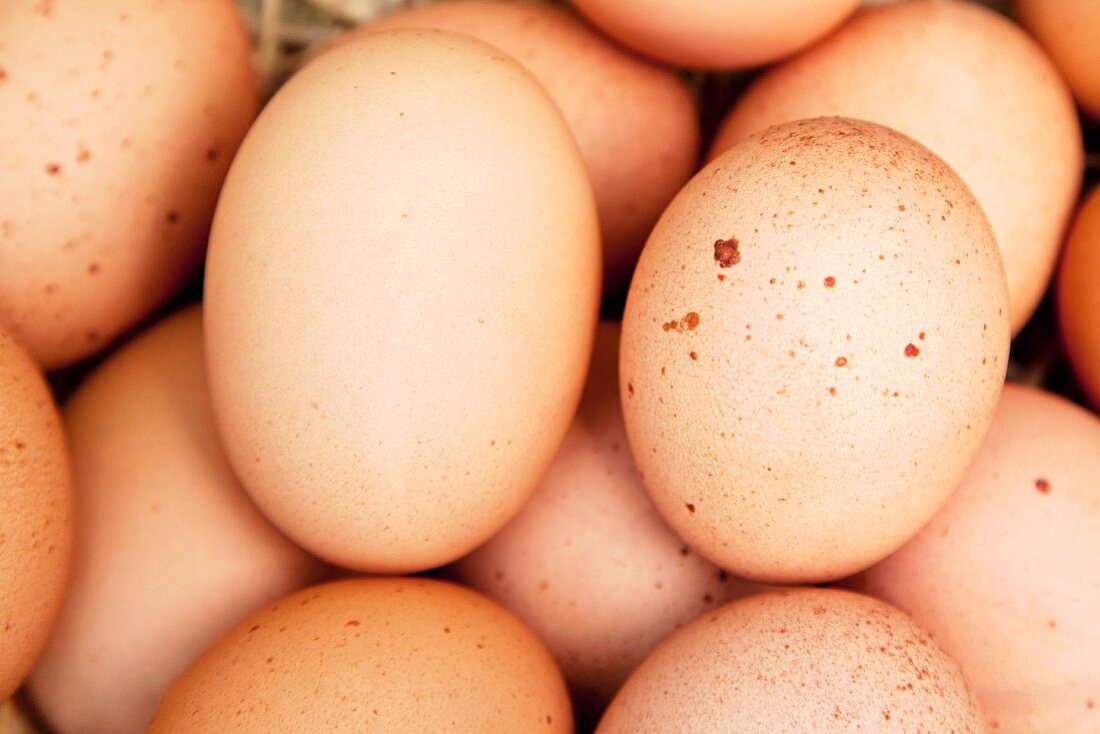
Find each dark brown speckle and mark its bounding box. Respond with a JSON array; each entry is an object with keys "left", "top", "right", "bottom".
[
  {"left": 714, "top": 238, "right": 740, "bottom": 267},
  {"left": 685, "top": 503, "right": 696, "bottom": 514},
  {"left": 905, "top": 344, "right": 920, "bottom": 358},
  {"left": 1035, "top": 478, "right": 1050, "bottom": 495}
]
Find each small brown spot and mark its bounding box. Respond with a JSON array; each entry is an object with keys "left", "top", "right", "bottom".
[
  {"left": 918, "top": 331, "right": 926, "bottom": 340},
  {"left": 717, "top": 274, "right": 726, "bottom": 282},
  {"left": 1048, "top": 619, "right": 1057, "bottom": 629},
  {"left": 835, "top": 357, "right": 848, "bottom": 367},
  {"left": 883, "top": 709, "right": 892, "bottom": 721},
  {"left": 76, "top": 147, "right": 91, "bottom": 163},
  {"left": 703, "top": 593, "right": 714, "bottom": 604},
  {"left": 0, "top": 68, "right": 7, "bottom": 82},
  {"left": 627, "top": 382, "right": 634, "bottom": 398},
  {"left": 905, "top": 343, "right": 920, "bottom": 358},
  {"left": 87, "top": 262, "right": 100, "bottom": 275},
  {"left": 166, "top": 210, "right": 180, "bottom": 224},
  {"left": 824, "top": 276, "right": 835, "bottom": 288},
  {"left": 205, "top": 147, "right": 220, "bottom": 162},
  {"left": 679, "top": 545, "right": 690, "bottom": 556},
  {"left": 345, "top": 620, "right": 360, "bottom": 627},
  {"left": 828, "top": 387, "right": 837, "bottom": 396},
  {"left": 1035, "top": 478, "right": 1050, "bottom": 495},
  {"left": 898, "top": 205, "right": 906, "bottom": 212},
  {"left": 717, "top": 570, "right": 728, "bottom": 582},
  {"left": 685, "top": 503, "right": 696, "bottom": 514},
  {"left": 248, "top": 624, "right": 260, "bottom": 633},
  {"left": 689, "top": 351, "right": 698, "bottom": 361},
  {"left": 14, "top": 442, "right": 26, "bottom": 451},
  {"left": 443, "top": 627, "right": 451, "bottom": 634},
  {"left": 45, "top": 163, "right": 61, "bottom": 176},
  {"left": 714, "top": 238, "right": 740, "bottom": 267},
  {"left": 1087, "top": 700, "right": 1095, "bottom": 710}
]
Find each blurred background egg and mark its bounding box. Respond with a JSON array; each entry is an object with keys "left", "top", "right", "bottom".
[
  {"left": 0, "top": 329, "right": 72, "bottom": 701},
  {"left": 710, "top": 0, "right": 1083, "bottom": 336},
  {"left": 448, "top": 321, "right": 771, "bottom": 726},
  {"left": 568, "top": 0, "right": 860, "bottom": 70},
  {"left": 621, "top": 117, "right": 1009, "bottom": 584},
  {"left": 1016, "top": 0, "right": 1100, "bottom": 120},
  {"left": 1058, "top": 185, "right": 1100, "bottom": 410},
  {"left": 849, "top": 383, "right": 1100, "bottom": 734},
  {"left": 0, "top": 0, "right": 257, "bottom": 369},
  {"left": 596, "top": 589, "right": 986, "bottom": 732},
  {"left": 149, "top": 578, "right": 574, "bottom": 733},
  {"left": 26, "top": 306, "right": 328, "bottom": 734},
  {"left": 336, "top": 0, "right": 699, "bottom": 299},
  {"left": 204, "top": 29, "right": 600, "bottom": 574}
]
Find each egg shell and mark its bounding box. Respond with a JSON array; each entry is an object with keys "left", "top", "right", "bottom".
[
  {"left": 0, "top": 0, "right": 257, "bottom": 369},
  {"left": 850, "top": 383, "right": 1100, "bottom": 733},
  {"left": 340, "top": 0, "right": 700, "bottom": 298},
  {"left": 710, "top": 0, "right": 1082, "bottom": 335},
  {"left": 0, "top": 328, "right": 72, "bottom": 700},
  {"left": 568, "top": 0, "right": 859, "bottom": 69},
  {"left": 1017, "top": 0, "right": 1100, "bottom": 119},
  {"left": 596, "top": 588, "right": 986, "bottom": 732},
  {"left": 25, "top": 306, "right": 328, "bottom": 734},
  {"left": 1058, "top": 186, "right": 1100, "bottom": 410},
  {"left": 148, "top": 577, "right": 573, "bottom": 733},
  {"left": 621, "top": 117, "right": 1009, "bottom": 584},
  {"left": 448, "top": 321, "right": 771, "bottom": 723},
  {"left": 205, "top": 29, "right": 600, "bottom": 574}
]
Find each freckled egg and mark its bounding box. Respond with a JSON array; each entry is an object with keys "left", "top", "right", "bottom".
[
  {"left": 338, "top": 0, "right": 700, "bottom": 297},
  {"left": 0, "top": 0, "right": 257, "bottom": 369},
  {"left": 0, "top": 327, "right": 72, "bottom": 700},
  {"left": 710, "top": 0, "right": 1082, "bottom": 335},
  {"left": 568, "top": 0, "right": 859, "bottom": 69},
  {"left": 850, "top": 383, "right": 1100, "bottom": 733},
  {"left": 1017, "top": 0, "right": 1100, "bottom": 119},
  {"left": 25, "top": 306, "right": 329, "bottom": 734},
  {"left": 204, "top": 30, "right": 600, "bottom": 574},
  {"left": 1058, "top": 186, "right": 1100, "bottom": 410},
  {"left": 596, "top": 588, "right": 986, "bottom": 732},
  {"left": 148, "top": 577, "right": 573, "bottom": 733},
  {"left": 448, "top": 321, "right": 771, "bottom": 725},
  {"left": 621, "top": 117, "right": 1009, "bottom": 584}
]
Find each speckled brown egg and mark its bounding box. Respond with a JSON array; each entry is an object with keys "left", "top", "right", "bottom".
[
  {"left": 148, "top": 577, "right": 573, "bottom": 733},
  {"left": 1058, "top": 186, "right": 1100, "bottom": 410},
  {"left": 850, "top": 383, "right": 1100, "bottom": 733},
  {"left": 338, "top": 0, "right": 699, "bottom": 297},
  {"left": 1017, "top": 0, "right": 1100, "bottom": 120},
  {"left": 621, "top": 117, "right": 1009, "bottom": 584},
  {"left": 25, "top": 306, "right": 328, "bottom": 734},
  {"left": 569, "top": 0, "right": 859, "bottom": 69},
  {"left": 596, "top": 588, "right": 986, "bottom": 732},
  {"left": 205, "top": 30, "right": 600, "bottom": 574},
  {"left": 710, "top": 0, "right": 1082, "bottom": 335},
  {"left": 448, "top": 321, "right": 771, "bottom": 725},
  {"left": 0, "top": 0, "right": 257, "bottom": 369},
  {"left": 0, "top": 328, "right": 72, "bottom": 700}
]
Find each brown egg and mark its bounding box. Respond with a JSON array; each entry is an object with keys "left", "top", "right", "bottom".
[
  {"left": 0, "top": 328, "right": 72, "bottom": 700},
  {"left": 336, "top": 0, "right": 699, "bottom": 297},
  {"left": 621, "top": 117, "right": 1009, "bottom": 584},
  {"left": 25, "top": 307, "right": 328, "bottom": 734},
  {"left": 597, "top": 588, "right": 985, "bottom": 732},
  {"left": 1058, "top": 186, "right": 1100, "bottom": 410},
  {"left": 569, "top": 0, "right": 859, "bottom": 69},
  {"left": 850, "top": 383, "right": 1100, "bottom": 733},
  {"left": 1017, "top": 0, "right": 1100, "bottom": 119},
  {"left": 449, "top": 321, "right": 771, "bottom": 723},
  {"left": 710, "top": 0, "right": 1082, "bottom": 335},
  {"left": 205, "top": 30, "right": 600, "bottom": 574},
  {"left": 148, "top": 577, "right": 573, "bottom": 733},
  {"left": 0, "top": 0, "right": 257, "bottom": 369}
]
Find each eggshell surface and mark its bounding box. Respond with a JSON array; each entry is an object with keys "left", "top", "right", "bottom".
[
  {"left": 621, "top": 117, "right": 1009, "bottom": 584},
  {"left": 0, "top": 329, "right": 72, "bottom": 700},
  {"left": 347, "top": 0, "right": 700, "bottom": 297},
  {"left": 205, "top": 30, "right": 600, "bottom": 574},
  {"left": 25, "top": 307, "right": 328, "bottom": 734},
  {"left": 449, "top": 322, "right": 771, "bottom": 722},
  {"left": 569, "top": 0, "right": 859, "bottom": 69},
  {"left": 1017, "top": 0, "right": 1100, "bottom": 119},
  {"left": 1058, "top": 186, "right": 1100, "bottom": 410},
  {"left": 851, "top": 383, "right": 1100, "bottom": 733},
  {"left": 0, "top": 0, "right": 257, "bottom": 368},
  {"left": 148, "top": 577, "right": 573, "bottom": 733},
  {"left": 710, "top": 0, "right": 1082, "bottom": 335},
  {"left": 596, "top": 588, "right": 986, "bottom": 733}
]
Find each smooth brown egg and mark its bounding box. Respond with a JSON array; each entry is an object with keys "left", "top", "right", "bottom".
[
  {"left": 1058, "top": 186, "right": 1100, "bottom": 410},
  {"left": 0, "top": 0, "right": 257, "bottom": 369},
  {"left": 710, "top": 0, "right": 1082, "bottom": 335},
  {"left": 25, "top": 307, "right": 328, "bottom": 734},
  {"left": 448, "top": 321, "right": 771, "bottom": 724},
  {"left": 205, "top": 30, "right": 600, "bottom": 574},
  {"left": 1017, "top": 0, "right": 1100, "bottom": 119},
  {"left": 596, "top": 588, "right": 986, "bottom": 732},
  {"left": 569, "top": 0, "right": 859, "bottom": 69},
  {"left": 339, "top": 0, "right": 699, "bottom": 297},
  {"left": 148, "top": 577, "right": 573, "bottom": 733},
  {"left": 0, "top": 328, "right": 72, "bottom": 700},
  {"left": 850, "top": 383, "right": 1100, "bottom": 733},
  {"left": 621, "top": 117, "right": 1009, "bottom": 584}
]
